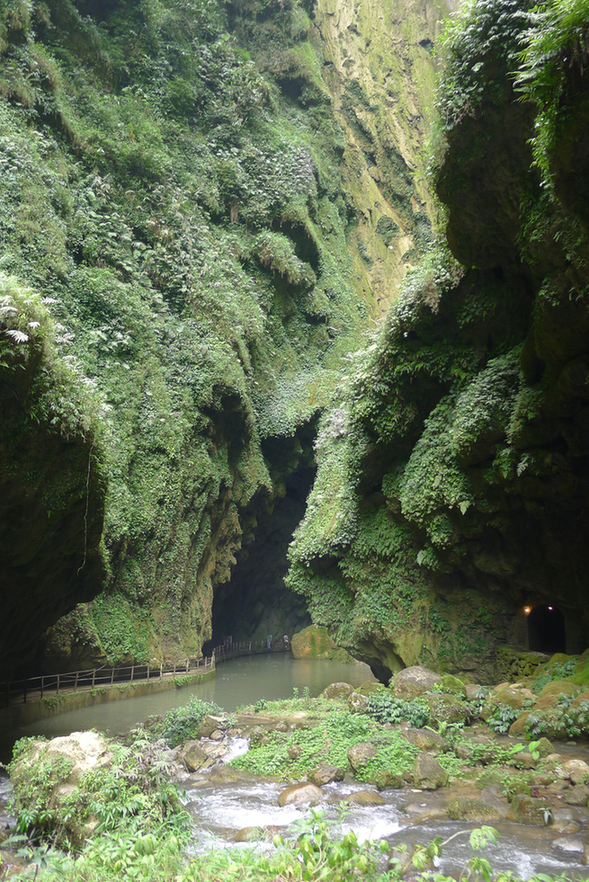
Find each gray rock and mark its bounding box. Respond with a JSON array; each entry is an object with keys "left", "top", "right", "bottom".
[
  {"left": 564, "top": 759, "right": 589, "bottom": 785},
  {"left": 347, "top": 742, "right": 378, "bottom": 772},
  {"left": 198, "top": 715, "right": 229, "bottom": 738},
  {"left": 391, "top": 667, "right": 440, "bottom": 700},
  {"left": 551, "top": 836, "right": 585, "bottom": 855},
  {"left": 278, "top": 783, "right": 324, "bottom": 807},
  {"left": 508, "top": 794, "right": 551, "bottom": 825},
  {"left": 348, "top": 692, "right": 369, "bottom": 714},
  {"left": 412, "top": 752, "right": 448, "bottom": 790},
  {"left": 183, "top": 742, "right": 209, "bottom": 773},
  {"left": 308, "top": 764, "right": 345, "bottom": 786},
  {"left": 343, "top": 790, "right": 385, "bottom": 806},
  {"left": 565, "top": 784, "right": 589, "bottom": 806},
  {"left": 320, "top": 682, "right": 354, "bottom": 700},
  {"left": 401, "top": 728, "right": 449, "bottom": 755}
]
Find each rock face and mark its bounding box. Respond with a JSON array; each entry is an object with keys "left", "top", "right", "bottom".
[
  {"left": 286, "top": 0, "right": 589, "bottom": 680},
  {"left": 0, "top": 0, "right": 447, "bottom": 676},
  {"left": 291, "top": 626, "right": 348, "bottom": 661}
]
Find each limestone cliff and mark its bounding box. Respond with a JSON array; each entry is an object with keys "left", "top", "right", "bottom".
[
  {"left": 0, "top": 0, "right": 444, "bottom": 675},
  {"left": 287, "top": 0, "right": 589, "bottom": 682}
]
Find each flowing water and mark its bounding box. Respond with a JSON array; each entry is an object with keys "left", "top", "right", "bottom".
[{"left": 2, "top": 655, "right": 589, "bottom": 877}]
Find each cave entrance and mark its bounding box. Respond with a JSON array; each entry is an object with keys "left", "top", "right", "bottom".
[
  {"left": 528, "top": 604, "right": 566, "bottom": 654},
  {"left": 206, "top": 430, "right": 315, "bottom": 650}
]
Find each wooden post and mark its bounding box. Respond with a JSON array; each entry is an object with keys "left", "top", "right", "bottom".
[
  {"left": 92, "top": 669, "right": 96, "bottom": 688},
  {"left": 147, "top": 663, "right": 150, "bottom": 680},
  {"left": 56, "top": 673, "right": 60, "bottom": 694},
  {"left": 131, "top": 665, "right": 134, "bottom": 683},
  {"left": 74, "top": 670, "right": 79, "bottom": 690},
  {"left": 41, "top": 676, "right": 44, "bottom": 699}
]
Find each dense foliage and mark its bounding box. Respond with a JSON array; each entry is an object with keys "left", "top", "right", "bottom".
[
  {"left": 287, "top": 0, "right": 589, "bottom": 681},
  {"left": 0, "top": 0, "right": 377, "bottom": 669}
]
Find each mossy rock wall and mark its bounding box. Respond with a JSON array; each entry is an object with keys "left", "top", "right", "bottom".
[
  {"left": 0, "top": 0, "right": 446, "bottom": 674},
  {"left": 286, "top": 0, "right": 589, "bottom": 682}
]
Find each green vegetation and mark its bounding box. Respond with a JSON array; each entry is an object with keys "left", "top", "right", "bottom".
[
  {"left": 287, "top": 0, "right": 589, "bottom": 681},
  {"left": 0, "top": 0, "right": 379, "bottom": 668},
  {"left": 147, "top": 696, "right": 223, "bottom": 747}
]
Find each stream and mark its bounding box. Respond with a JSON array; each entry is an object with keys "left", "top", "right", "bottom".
[{"left": 1, "top": 656, "right": 589, "bottom": 878}]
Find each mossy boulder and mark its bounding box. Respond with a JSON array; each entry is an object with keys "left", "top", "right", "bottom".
[
  {"left": 412, "top": 752, "right": 448, "bottom": 790},
  {"left": 447, "top": 797, "right": 503, "bottom": 822},
  {"left": 425, "top": 693, "right": 468, "bottom": 727},
  {"left": 508, "top": 794, "right": 551, "bottom": 826},
  {"left": 392, "top": 667, "right": 440, "bottom": 700},
  {"left": 435, "top": 674, "right": 467, "bottom": 697},
  {"left": 9, "top": 732, "right": 112, "bottom": 846}
]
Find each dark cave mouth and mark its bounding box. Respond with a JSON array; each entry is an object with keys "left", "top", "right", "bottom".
[
  {"left": 527, "top": 603, "right": 566, "bottom": 654},
  {"left": 207, "top": 455, "right": 316, "bottom": 651}
]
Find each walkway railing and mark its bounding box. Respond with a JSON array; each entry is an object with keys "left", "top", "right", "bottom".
[
  {"left": 1, "top": 656, "right": 214, "bottom": 708},
  {"left": 211, "top": 638, "right": 290, "bottom": 662},
  {"left": 0, "top": 638, "right": 291, "bottom": 708}
]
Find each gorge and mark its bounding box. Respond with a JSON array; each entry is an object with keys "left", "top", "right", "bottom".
[{"left": 1, "top": 0, "right": 589, "bottom": 689}]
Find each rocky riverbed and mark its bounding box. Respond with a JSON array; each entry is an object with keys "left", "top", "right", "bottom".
[{"left": 3, "top": 660, "right": 589, "bottom": 879}]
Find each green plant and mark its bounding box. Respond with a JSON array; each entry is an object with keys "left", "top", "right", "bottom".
[
  {"left": 487, "top": 703, "right": 519, "bottom": 734},
  {"left": 255, "top": 698, "right": 268, "bottom": 712},
  {"left": 365, "top": 692, "right": 431, "bottom": 728},
  {"left": 155, "top": 697, "right": 223, "bottom": 747}
]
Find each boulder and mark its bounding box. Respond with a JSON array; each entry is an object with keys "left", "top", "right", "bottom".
[
  {"left": 412, "top": 752, "right": 448, "bottom": 790},
  {"left": 343, "top": 790, "right": 385, "bottom": 806},
  {"left": 183, "top": 742, "right": 210, "bottom": 773},
  {"left": 9, "top": 732, "right": 113, "bottom": 846},
  {"left": 508, "top": 794, "right": 551, "bottom": 825},
  {"left": 291, "top": 625, "right": 340, "bottom": 660},
  {"left": 278, "top": 783, "right": 323, "bottom": 807},
  {"left": 535, "top": 737, "right": 554, "bottom": 758},
  {"left": 425, "top": 693, "right": 468, "bottom": 726},
  {"left": 551, "top": 836, "right": 585, "bottom": 855},
  {"left": 198, "top": 715, "right": 229, "bottom": 738},
  {"left": 392, "top": 667, "right": 440, "bottom": 699},
  {"left": 320, "top": 682, "right": 353, "bottom": 700},
  {"left": 249, "top": 726, "right": 269, "bottom": 748},
  {"left": 563, "top": 759, "right": 589, "bottom": 785},
  {"left": 401, "top": 728, "right": 450, "bottom": 755},
  {"left": 447, "top": 797, "right": 503, "bottom": 822},
  {"left": 436, "top": 674, "right": 467, "bottom": 697},
  {"left": 308, "top": 764, "right": 345, "bottom": 786},
  {"left": 347, "top": 742, "right": 378, "bottom": 773},
  {"left": 564, "top": 784, "right": 589, "bottom": 806},
  {"left": 348, "top": 692, "right": 369, "bottom": 714},
  {"left": 373, "top": 771, "right": 404, "bottom": 790}
]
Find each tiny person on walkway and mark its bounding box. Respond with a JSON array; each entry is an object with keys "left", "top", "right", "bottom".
[
  {"left": 266, "top": 633, "right": 272, "bottom": 649},
  {"left": 283, "top": 633, "right": 289, "bottom": 649}
]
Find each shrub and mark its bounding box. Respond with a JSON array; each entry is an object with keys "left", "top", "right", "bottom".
[{"left": 365, "top": 692, "right": 431, "bottom": 728}]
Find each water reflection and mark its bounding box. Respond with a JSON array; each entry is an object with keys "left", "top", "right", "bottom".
[{"left": 1, "top": 655, "right": 375, "bottom": 759}]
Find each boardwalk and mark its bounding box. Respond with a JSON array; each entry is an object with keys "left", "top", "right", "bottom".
[{"left": 1, "top": 638, "right": 290, "bottom": 707}]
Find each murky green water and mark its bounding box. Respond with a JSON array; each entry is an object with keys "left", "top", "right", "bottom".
[{"left": 2, "top": 655, "right": 374, "bottom": 758}]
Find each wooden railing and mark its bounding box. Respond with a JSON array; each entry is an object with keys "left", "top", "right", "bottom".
[
  {"left": 0, "top": 637, "right": 291, "bottom": 708},
  {"left": 1, "top": 655, "right": 214, "bottom": 707}
]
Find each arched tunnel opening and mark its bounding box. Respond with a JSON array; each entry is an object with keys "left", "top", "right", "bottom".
[
  {"left": 205, "top": 431, "right": 316, "bottom": 651},
  {"left": 528, "top": 604, "right": 566, "bottom": 654}
]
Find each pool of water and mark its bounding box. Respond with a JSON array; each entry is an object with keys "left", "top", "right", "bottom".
[{"left": 1, "top": 655, "right": 375, "bottom": 758}]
